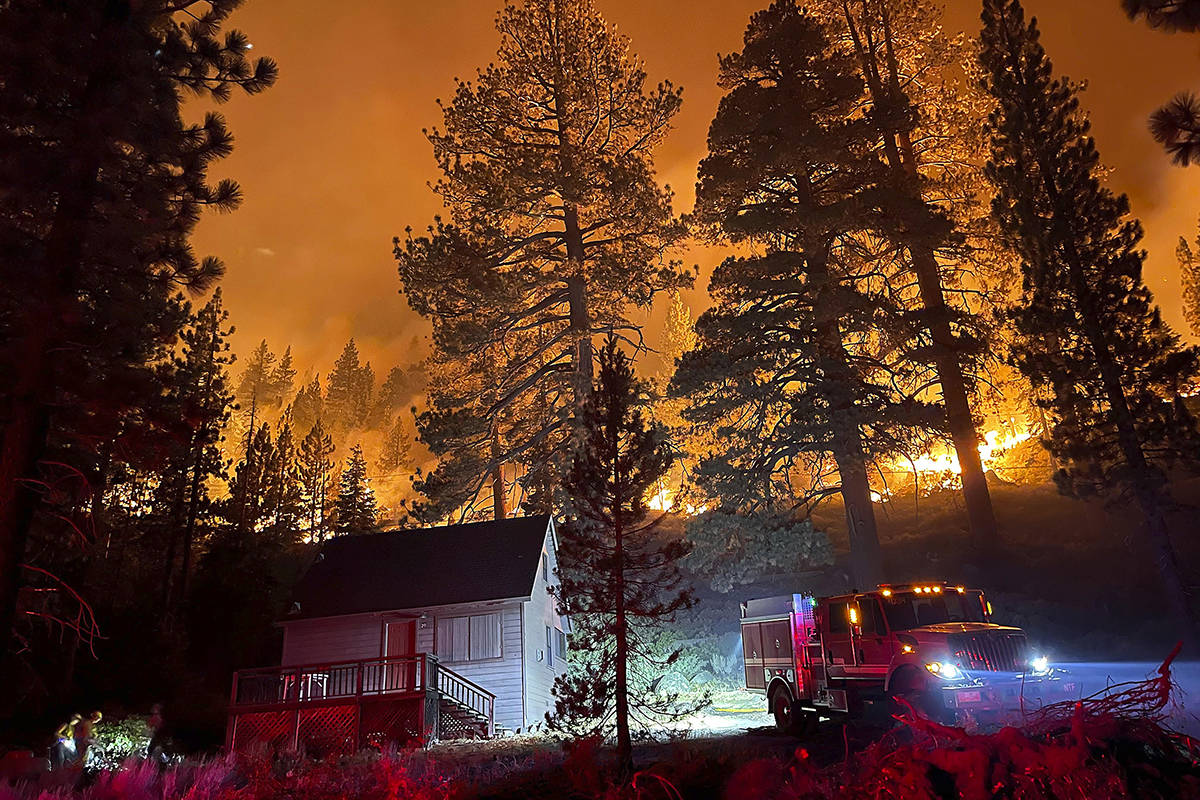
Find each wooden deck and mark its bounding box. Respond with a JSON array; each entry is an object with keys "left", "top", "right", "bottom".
[{"left": 227, "top": 653, "right": 495, "bottom": 754}]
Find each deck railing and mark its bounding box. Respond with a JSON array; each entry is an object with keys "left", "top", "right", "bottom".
[
  {"left": 437, "top": 662, "right": 495, "bottom": 734},
  {"left": 231, "top": 654, "right": 430, "bottom": 708},
  {"left": 229, "top": 654, "right": 495, "bottom": 736}
]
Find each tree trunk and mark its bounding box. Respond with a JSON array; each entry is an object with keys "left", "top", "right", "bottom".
[
  {"left": 610, "top": 408, "right": 632, "bottom": 778},
  {"left": 807, "top": 242, "right": 886, "bottom": 590},
  {"left": 836, "top": 454, "right": 884, "bottom": 591},
  {"left": 563, "top": 206, "right": 593, "bottom": 414},
  {"left": 0, "top": 144, "right": 101, "bottom": 654},
  {"left": 491, "top": 431, "right": 507, "bottom": 520},
  {"left": 841, "top": 1, "right": 999, "bottom": 545}
]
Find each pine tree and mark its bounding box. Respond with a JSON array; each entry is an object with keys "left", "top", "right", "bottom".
[
  {"left": 807, "top": 0, "right": 1001, "bottom": 545},
  {"left": 261, "top": 419, "right": 303, "bottom": 541},
  {"left": 0, "top": 0, "right": 276, "bottom": 651},
  {"left": 292, "top": 376, "right": 324, "bottom": 439},
  {"left": 1177, "top": 224, "right": 1200, "bottom": 338},
  {"left": 326, "top": 339, "right": 372, "bottom": 433},
  {"left": 672, "top": 2, "right": 940, "bottom": 589},
  {"left": 235, "top": 340, "right": 278, "bottom": 449},
  {"left": 269, "top": 347, "right": 297, "bottom": 409},
  {"left": 396, "top": 0, "right": 690, "bottom": 521},
  {"left": 378, "top": 416, "right": 413, "bottom": 474},
  {"left": 297, "top": 420, "right": 336, "bottom": 542},
  {"left": 368, "top": 366, "right": 413, "bottom": 429},
  {"left": 549, "top": 337, "right": 694, "bottom": 777},
  {"left": 981, "top": 0, "right": 1200, "bottom": 637},
  {"left": 1123, "top": 0, "right": 1200, "bottom": 164},
  {"left": 334, "top": 444, "right": 378, "bottom": 533},
  {"left": 227, "top": 423, "right": 275, "bottom": 535},
  {"left": 160, "top": 290, "right": 236, "bottom": 615}
]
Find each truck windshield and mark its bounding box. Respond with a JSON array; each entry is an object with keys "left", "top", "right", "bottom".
[{"left": 882, "top": 591, "right": 986, "bottom": 630}]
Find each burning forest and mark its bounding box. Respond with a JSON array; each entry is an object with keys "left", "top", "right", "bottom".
[{"left": 2, "top": 0, "right": 1200, "bottom": 797}]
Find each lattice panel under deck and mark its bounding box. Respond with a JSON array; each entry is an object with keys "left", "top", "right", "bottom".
[
  {"left": 297, "top": 705, "right": 357, "bottom": 758},
  {"left": 232, "top": 710, "right": 294, "bottom": 752},
  {"left": 361, "top": 698, "right": 423, "bottom": 749}
]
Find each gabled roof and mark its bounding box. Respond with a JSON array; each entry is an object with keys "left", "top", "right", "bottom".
[{"left": 286, "top": 515, "right": 553, "bottom": 621}]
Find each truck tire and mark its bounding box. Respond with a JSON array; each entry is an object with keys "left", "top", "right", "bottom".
[
  {"left": 887, "top": 669, "right": 946, "bottom": 724},
  {"left": 769, "top": 685, "right": 816, "bottom": 736}
]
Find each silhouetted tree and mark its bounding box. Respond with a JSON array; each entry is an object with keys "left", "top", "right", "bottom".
[
  {"left": 549, "top": 337, "right": 694, "bottom": 778},
  {"left": 297, "top": 420, "right": 336, "bottom": 542},
  {"left": 1176, "top": 223, "right": 1200, "bottom": 338},
  {"left": 334, "top": 444, "right": 378, "bottom": 533},
  {"left": 397, "top": 0, "right": 689, "bottom": 521},
  {"left": 673, "top": 1, "right": 940, "bottom": 588},
  {"left": 1122, "top": 1, "right": 1200, "bottom": 163},
  {"left": 292, "top": 376, "right": 324, "bottom": 439},
  {"left": 160, "top": 291, "right": 236, "bottom": 617},
  {"left": 0, "top": 0, "right": 276, "bottom": 652},
  {"left": 982, "top": 0, "right": 1200, "bottom": 637},
  {"left": 326, "top": 340, "right": 373, "bottom": 434},
  {"left": 809, "top": 0, "right": 1001, "bottom": 545},
  {"left": 378, "top": 417, "right": 413, "bottom": 475}
]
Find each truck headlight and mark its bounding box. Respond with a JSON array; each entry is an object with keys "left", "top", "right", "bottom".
[
  {"left": 1030, "top": 655, "right": 1050, "bottom": 675},
  {"left": 925, "top": 661, "right": 962, "bottom": 680}
]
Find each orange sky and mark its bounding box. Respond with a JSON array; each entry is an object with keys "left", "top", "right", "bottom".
[{"left": 192, "top": 0, "right": 1200, "bottom": 376}]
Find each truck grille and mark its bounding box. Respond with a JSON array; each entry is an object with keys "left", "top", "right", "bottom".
[{"left": 950, "top": 632, "right": 1028, "bottom": 672}]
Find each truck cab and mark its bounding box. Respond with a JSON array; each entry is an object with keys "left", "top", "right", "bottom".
[{"left": 741, "top": 583, "right": 1074, "bottom": 732}]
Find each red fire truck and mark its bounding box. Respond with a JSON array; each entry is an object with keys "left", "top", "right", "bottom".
[{"left": 740, "top": 582, "right": 1076, "bottom": 732}]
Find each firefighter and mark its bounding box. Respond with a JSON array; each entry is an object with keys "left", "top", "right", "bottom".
[{"left": 50, "top": 713, "right": 81, "bottom": 769}]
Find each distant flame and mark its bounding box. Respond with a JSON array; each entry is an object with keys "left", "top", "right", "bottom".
[
  {"left": 646, "top": 483, "right": 708, "bottom": 516},
  {"left": 878, "top": 427, "right": 1033, "bottom": 501}
]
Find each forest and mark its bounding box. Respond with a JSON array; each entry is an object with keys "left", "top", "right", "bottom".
[{"left": 2, "top": 0, "right": 1200, "bottom": 796}]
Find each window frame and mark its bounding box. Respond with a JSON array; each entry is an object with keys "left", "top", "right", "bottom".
[{"left": 434, "top": 611, "right": 503, "bottom": 664}]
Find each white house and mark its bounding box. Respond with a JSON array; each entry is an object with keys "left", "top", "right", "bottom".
[{"left": 243, "top": 514, "right": 568, "bottom": 742}]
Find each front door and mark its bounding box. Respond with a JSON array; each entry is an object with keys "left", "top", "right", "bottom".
[
  {"left": 383, "top": 620, "right": 417, "bottom": 692},
  {"left": 853, "top": 596, "right": 892, "bottom": 679},
  {"left": 823, "top": 600, "right": 856, "bottom": 676}
]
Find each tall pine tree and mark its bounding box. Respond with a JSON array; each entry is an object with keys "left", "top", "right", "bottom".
[
  {"left": 0, "top": 0, "right": 276, "bottom": 652},
  {"left": 1176, "top": 222, "right": 1200, "bottom": 338},
  {"left": 808, "top": 0, "right": 1001, "bottom": 545},
  {"left": 334, "top": 444, "right": 379, "bottom": 534},
  {"left": 981, "top": 0, "right": 1200, "bottom": 637},
  {"left": 297, "top": 420, "right": 336, "bottom": 542},
  {"left": 396, "top": 0, "right": 690, "bottom": 521},
  {"left": 550, "top": 337, "right": 694, "bottom": 777},
  {"left": 160, "top": 290, "right": 236, "bottom": 617},
  {"left": 672, "top": 2, "right": 940, "bottom": 589}
]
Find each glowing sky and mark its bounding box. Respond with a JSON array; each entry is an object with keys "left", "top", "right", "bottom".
[{"left": 192, "top": 0, "right": 1200, "bottom": 375}]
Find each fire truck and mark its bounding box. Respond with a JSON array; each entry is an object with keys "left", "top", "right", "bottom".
[{"left": 740, "top": 582, "right": 1076, "bottom": 732}]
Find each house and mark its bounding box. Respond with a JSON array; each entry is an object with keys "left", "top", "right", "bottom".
[{"left": 226, "top": 514, "right": 568, "bottom": 753}]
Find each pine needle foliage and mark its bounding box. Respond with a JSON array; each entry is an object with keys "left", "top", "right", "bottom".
[
  {"left": 981, "top": 0, "right": 1200, "bottom": 636},
  {"left": 396, "top": 0, "right": 690, "bottom": 524},
  {"left": 672, "top": 1, "right": 941, "bottom": 589},
  {"left": 0, "top": 0, "right": 276, "bottom": 649}
]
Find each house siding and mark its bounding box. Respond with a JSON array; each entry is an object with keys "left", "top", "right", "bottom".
[
  {"left": 280, "top": 599, "right": 526, "bottom": 731},
  {"left": 522, "top": 522, "right": 568, "bottom": 730}
]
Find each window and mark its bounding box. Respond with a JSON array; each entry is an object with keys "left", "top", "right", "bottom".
[
  {"left": 435, "top": 613, "right": 501, "bottom": 662},
  {"left": 827, "top": 602, "right": 849, "bottom": 634},
  {"left": 554, "top": 628, "right": 566, "bottom": 660},
  {"left": 545, "top": 625, "right": 553, "bottom": 667},
  {"left": 542, "top": 553, "right": 549, "bottom": 583}
]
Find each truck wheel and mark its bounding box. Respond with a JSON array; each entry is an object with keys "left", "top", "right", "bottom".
[
  {"left": 888, "top": 672, "right": 946, "bottom": 725},
  {"left": 769, "top": 686, "right": 815, "bottom": 735}
]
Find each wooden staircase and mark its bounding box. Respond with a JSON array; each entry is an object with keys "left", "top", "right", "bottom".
[{"left": 434, "top": 662, "right": 493, "bottom": 740}]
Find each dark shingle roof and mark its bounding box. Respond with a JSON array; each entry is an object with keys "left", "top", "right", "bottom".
[{"left": 287, "top": 515, "right": 552, "bottom": 620}]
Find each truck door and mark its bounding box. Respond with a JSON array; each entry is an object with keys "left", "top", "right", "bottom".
[
  {"left": 823, "top": 600, "right": 856, "bottom": 675},
  {"left": 854, "top": 596, "right": 892, "bottom": 678},
  {"left": 742, "top": 622, "right": 765, "bottom": 689}
]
